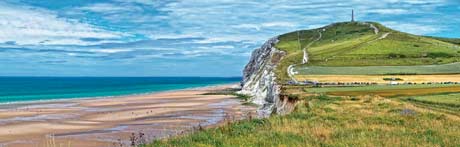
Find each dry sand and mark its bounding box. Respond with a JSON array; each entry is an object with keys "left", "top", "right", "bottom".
[{"left": 0, "top": 84, "right": 256, "bottom": 147}]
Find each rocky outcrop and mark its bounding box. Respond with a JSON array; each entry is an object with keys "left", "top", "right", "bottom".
[{"left": 239, "top": 37, "right": 292, "bottom": 117}]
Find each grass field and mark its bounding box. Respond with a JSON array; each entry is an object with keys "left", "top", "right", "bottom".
[
  {"left": 327, "top": 86, "right": 460, "bottom": 97},
  {"left": 274, "top": 22, "right": 460, "bottom": 82},
  {"left": 427, "top": 36, "right": 460, "bottom": 45},
  {"left": 150, "top": 95, "right": 460, "bottom": 147},
  {"left": 403, "top": 93, "right": 460, "bottom": 113},
  {"left": 295, "top": 74, "right": 460, "bottom": 84},
  {"left": 295, "top": 62, "right": 460, "bottom": 75},
  {"left": 305, "top": 23, "right": 460, "bottom": 66},
  {"left": 409, "top": 93, "right": 460, "bottom": 106},
  {"left": 303, "top": 84, "right": 459, "bottom": 93},
  {"left": 297, "top": 85, "right": 460, "bottom": 97}
]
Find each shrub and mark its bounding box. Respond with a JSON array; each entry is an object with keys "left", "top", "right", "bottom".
[
  {"left": 384, "top": 73, "right": 417, "bottom": 75},
  {"left": 426, "top": 52, "right": 453, "bottom": 58},
  {"left": 233, "top": 93, "right": 251, "bottom": 101},
  {"left": 287, "top": 94, "right": 300, "bottom": 100},
  {"left": 350, "top": 97, "right": 360, "bottom": 101},
  {"left": 383, "top": 78, "right": 403, "bottom": 81},
  {"left": 388, "top": 53, "right": 407, "bottom": 58}
]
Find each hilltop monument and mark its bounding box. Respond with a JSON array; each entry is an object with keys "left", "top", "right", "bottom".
[{"left": 351, "top": 9, "right": 355, "bottom": 22}]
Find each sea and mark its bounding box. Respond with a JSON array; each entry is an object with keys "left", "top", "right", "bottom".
[{"left": 0, "top": 77, "right": 241, "bottom": 104}]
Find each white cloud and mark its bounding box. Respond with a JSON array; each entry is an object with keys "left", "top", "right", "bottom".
[
  {"left": 382, "top": 21, "right": 442, "bottom": 35},
  {"left": 89, "top": 49, "right": 132, "bottom": 53},
  {"left": 0, "top": 3, "right": 124, "bottom": 45},
  {"left": 232, "top": 22, "right": 296, "bottom": 32},
  {"left": 78, "top": 3, "right": 138, "bottom": 13},
  {"left": 114, "top": 0, "right": 157, "bottom": 6},
  {"left": 232, "top": 24, "right": 261, "bottom": 31},
  {"left": 367, "top": 9, "right": 410, "bottom": 14},
  {"left": 262, "top": 22, "right": 297, "bottom": 28},
  {"left": 403, "top": 0, "right": 445, "bottom": 4}
]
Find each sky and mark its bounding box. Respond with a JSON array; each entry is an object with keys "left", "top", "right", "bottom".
[{"left": 0, "top": 0, "right": 459, "bottom": 77}]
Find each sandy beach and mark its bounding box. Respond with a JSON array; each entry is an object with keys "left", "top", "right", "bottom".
[{"left": 0, "top": 84, "right": 255, "bottom": 147}]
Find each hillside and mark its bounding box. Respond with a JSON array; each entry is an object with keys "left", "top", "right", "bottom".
[
  {"left": 150, "top": 22, "right": 460, "bottom": 147},
  {"left": 275, "top": 22, "right": 460, "bottom": 82}
]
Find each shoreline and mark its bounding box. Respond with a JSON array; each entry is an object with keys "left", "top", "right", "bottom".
[
  {"left": 0, "top": 83, "right": 255, "bottom": 147},
  {"left": 0, "top": 82, "right": 240, "bottom": 106}
]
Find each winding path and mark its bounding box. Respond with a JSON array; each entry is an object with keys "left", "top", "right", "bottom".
[
  {"left": 303, "top": 30, "right": 322, "bottom": 64},
  {"left": 287, "top": 30, "right": 323, "bottom": 83},
  {"left": 369, "top": 23, "right": 379, "bottom": 35}
]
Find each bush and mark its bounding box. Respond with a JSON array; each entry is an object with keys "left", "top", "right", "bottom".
[
  {"left": 384, "top": 73, "right": 417, "bottom": 75},
  {"left": 388, "top": 53, "right": 407, "bottom": 58},
  {"left": 383, "top": 77, "right": 403, "bottom": 81},
  {"left": 287, "top": 94, "right": 300, "bottom": 100},
  {"left": 233, "top": 93, "right": 251, "bottom": 101},
  {"left": 426, "top": 52, "right": 453, "bottom": 58}
]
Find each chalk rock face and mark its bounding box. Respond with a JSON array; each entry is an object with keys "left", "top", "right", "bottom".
[{"left": 239, "top": 37, "right": 288, "bottom": 117}]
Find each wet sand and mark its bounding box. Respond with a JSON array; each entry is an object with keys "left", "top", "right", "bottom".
[{"left": 0, "top": 84, "right": 256, "bottom": 147}]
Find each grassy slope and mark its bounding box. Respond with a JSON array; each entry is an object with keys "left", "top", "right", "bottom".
[
  {"left": 151, "top": 95, "right": 460, "bottom": 147},
  {"left": 306, "top": 22, "right": 460, "bottom": 67},
  {"left": 275, "top": 22, "right": 460, "bottom": 82},
  {"left": 426, "top": 36, "right": 460, "bottom": 45}
]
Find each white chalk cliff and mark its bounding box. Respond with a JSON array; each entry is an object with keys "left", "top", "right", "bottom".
[{"left": 239, "top": 37, "right": 293, "bottom": 117}]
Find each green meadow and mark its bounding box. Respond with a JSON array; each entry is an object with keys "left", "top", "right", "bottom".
[{"left": 274, "top": 22, "right": 460, "bottom": 82}]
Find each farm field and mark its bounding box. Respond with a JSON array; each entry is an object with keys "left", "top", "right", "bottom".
[
  {"left": 295, "top": 74, "right": 460, "bottom": 84},
  {"left": 326, "top": 86, "right": 460, "bottom": 97},
  {"left": 295, "top": 62, "right": 460, "bottom": 75},
  {"left": 303, "top": 84, "right": 459, "bottom": 93},
  {"left": 409, "top": 93, "right": 460, "bottom": 106},
  {"left": 287, "top": 84, "right": 460, "bottom": 97},
  {"left": 403, "top": 93, "right": 460, "bottom": 113}
]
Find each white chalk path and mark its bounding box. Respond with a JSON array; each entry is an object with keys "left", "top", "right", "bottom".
[
  {"left": 303, "top": 30, "right": 322, "bottom": 64},
  {"left": 287, "top": 30, "right": 323, "bottom": 83}
]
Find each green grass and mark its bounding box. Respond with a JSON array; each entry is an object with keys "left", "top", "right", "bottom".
[
  {"left": 409, "top": 93, "right": 460, "bottom": 105},
  {"left": 273, "top": 21, "right": 460, "bottom": 82},
  {"left": 296, "top": 62, "right": 460, "bottom": 75},
  {"left": 427, "top": 36, "right": 460, "bottom": 45},
  {"left": 306, "top": 23, "right": 460, "bottom": 67},
  {"left": 202, "top": 88, "right": 252, "bottom": 101},
  {"left": 149, "top": 95, "right": 460, "bottom": 147},
  {"left": 274, "top": 22, "right": 378, "bottom": 82},
  {"left": 403, "top": 93, "right": 460, "bottom": 113},
  {"left": 304, "top": 84, "right": 458, "bottom": 93}
]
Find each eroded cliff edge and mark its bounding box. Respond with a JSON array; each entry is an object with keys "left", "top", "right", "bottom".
[{"left": 239, "top": 37, "right": 295, "bottom": 117}]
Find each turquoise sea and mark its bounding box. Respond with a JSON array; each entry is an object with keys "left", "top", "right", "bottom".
[{"left": 0, "top": 77, "right": 241, "bottom": 103}]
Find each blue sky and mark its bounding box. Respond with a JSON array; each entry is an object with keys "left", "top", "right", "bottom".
[{"left": 0, "top": 0, "right": 459, "bottom": 77}]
